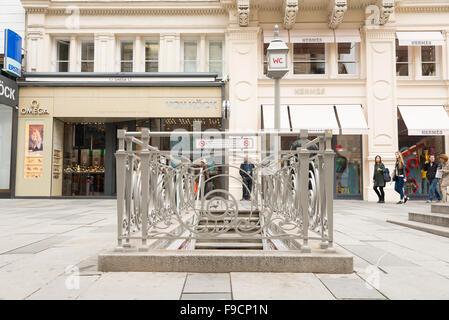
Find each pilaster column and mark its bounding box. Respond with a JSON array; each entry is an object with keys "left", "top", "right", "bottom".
[
  {"left": 26, "top": 30, "right": 43, "bottom": 72},
  {"left": 226, "top": 27, "right": 260, "bottom": 199},
  {"left": 328, "top": 42, "right": 338, "bottom": 79},
  {"left": 363, "top": 27, "right": 397, "bottom": 201},
  {"left": 135, "top": 36, "right": 143, "bottom": 72},
  {"left": 442, "top": 30, "right": 449, "bottom": 81},
  {"left": 94, "top": 33, "right": 114, "bottom": 72},
  {"left": 69, "top": 36, "right": 77, "bottom": 72},
  {"left": 200, "top": 35, "right": 207, "bottom": 72},
  {"left": 161, "top": 33, "right": 180, "bottom": 72}
]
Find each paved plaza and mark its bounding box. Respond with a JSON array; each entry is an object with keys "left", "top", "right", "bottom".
[{"left": 0, "top": 199, "right": 449, "bottom": 300}]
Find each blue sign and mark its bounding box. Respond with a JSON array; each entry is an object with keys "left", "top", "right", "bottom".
[{"left": 3, "top": 29, "right": 22, "bottom": 77}]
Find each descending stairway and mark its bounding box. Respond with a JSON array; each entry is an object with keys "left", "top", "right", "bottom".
[
  {"left": 194, "top": 210, "right": 264, "bottom": 250},
  {"left": 387, "top": 203, "right": 449, "bottom": 238}
]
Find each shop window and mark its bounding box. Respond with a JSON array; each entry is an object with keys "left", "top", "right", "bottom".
[
  {"left": 337, "top": 42, "right": 357, "bottom": 75},
  {"left": 421, "top": 46, "right": 437, "bottom": 77},
  {"left": 81, "top": 41, "right": 94, "bottom": 72},
  {"left": 395, "top": 39, "right": 409, "bottom": 77},
  {"left": 398, "top": 115, "right": 444, "bottom": 197},
  {"left": 120, "top": 41, "right": 133, "bottom": 72},
  {"left": 208, "top": 40, "right": 223, "bottom": 78},
  {"left": 333, "top": 136, "right": 362, "bottom": 197},
  {"left": 63, "top": 123, "right": 105, "bottom": 196},
  {"left": 183, "top": 40, "right": 198, "bottom": 72},
  {"left": 57, "top": 40, "right": 70, "bottom": 72},
  {"left": 263, "top": 43, "right": 269, "bottom": 75},
  {"left": 0, "top": 105, "right": 13, "bottom": 191},
  {"left": 293, "top": 43, "right": 326, "bottom": 75},
  {"left": 145, "top": 41, "right": 159, "bottom": 72}
]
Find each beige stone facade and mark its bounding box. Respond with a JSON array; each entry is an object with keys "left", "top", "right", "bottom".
[{"left": 18, "top": 0, "right": 449, "bottom": 200}]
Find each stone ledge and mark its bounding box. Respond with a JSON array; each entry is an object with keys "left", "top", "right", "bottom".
[
  {"left": 431, "top": 203, "right": 449, "bottom": 214},
  {"left": 387, "top": 218, "right": 449, "bottom": 238},
  {"left": 98, "top": 249, "right": 353, "bottom": 274}
]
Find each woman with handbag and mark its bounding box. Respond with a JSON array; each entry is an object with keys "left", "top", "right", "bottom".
[
  {"left": 373, "top": 155, "right": 386, "bottom": 203},
  {"left": 393, "top": 151, "right": 408, "bottom": 204}
]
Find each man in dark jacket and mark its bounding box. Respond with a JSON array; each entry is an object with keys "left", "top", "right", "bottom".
[
  {"left": 424, "top": 154, "right": 442, "bottom": 202},
  {"left": 240, "top": 156, "right": 255, "bottom": 200}
]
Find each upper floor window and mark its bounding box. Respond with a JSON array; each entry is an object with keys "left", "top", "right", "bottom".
[
  {"left": 208, "top": 40, "right": 223, "bottom": 78},
  {"left": 120, "top": 41, "right": 133, "bottom": 72},
  {"left": 263, "top": 43, "right": 269, "bottom": 75},
  {"left": 421, "top": 46, "right": 437, "bottom": 77},
  {"left": 183, "top": 40, "right": 198, "bottom": 72},
  {"left": 293, "top": 43, "right": 326, "bottom": 75},
  {"left": 57, "top": 40, "right": 70, "bottom": 72},
  {"left": 337, "top": 42, "right": 357, "bottom": 75},
  {"left": 395, "top": 40, "right": 409, "bottom": 77},
  {"left": 81, "top": 41, "right": 94, "bottom": 72},
  {"left": 145, "top": 41, "right": 159, "bottom": 72}
]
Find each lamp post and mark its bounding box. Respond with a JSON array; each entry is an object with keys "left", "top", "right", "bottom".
[
  {"left": 266, "top": 25, "right": 289, "bottom": 131},
  {"left": 266, "top": 25, "right": 289, "bottom": 166}
]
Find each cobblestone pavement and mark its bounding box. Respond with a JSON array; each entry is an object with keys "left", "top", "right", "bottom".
[{"left": 0, "top": 198, "right": 448, "bottom": 300}]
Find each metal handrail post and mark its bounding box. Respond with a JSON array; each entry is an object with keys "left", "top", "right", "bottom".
[
  {"left": 324, "top": 130, "right": 336, "bottom": 253},
  {"left": 114, "top": 129, "right": 127, "bottom": 251},
  {"left": 299, "top": 129, "right": 311, "bottom": 253},
  {"left": 139, "top": 128, "right": 150, "bottom": 251}
]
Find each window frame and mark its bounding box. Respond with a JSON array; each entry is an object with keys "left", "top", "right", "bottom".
[
  {"left": 419, "top": 45, "right": 440, "bottom": 79},
  {"left": 182, "top": 38, "right": 199, "bottom": 72},
  {"left": 395, "top": 39, "right": 412, "bottom": 79},
  {"left": 291, "top": 42, "right": 328, "bottom": 78},
  {"left": 117, "top": 38, "right": 135, "bottom": 72},
  {"left": 207, "top": 38, "right": 224, "bottom": 78},
  {"left": 336, "top": 42, "right": 359, "bottom": 78},
  {"left": 54, "top": 38, "right": 71, "bottom": 72},
  {"left": 78, "top": 38, "right": 95, "bottom": 72},
  {"left": 143, "top": 37, "right": 160, "bottom": 73}
]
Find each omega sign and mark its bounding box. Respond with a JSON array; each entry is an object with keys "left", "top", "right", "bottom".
[
  {"left": 20, "top": 100, "right": 49, "bottom": 115},
  {"left": 165, "top": 99, "right": 217, "bottom": 110}
]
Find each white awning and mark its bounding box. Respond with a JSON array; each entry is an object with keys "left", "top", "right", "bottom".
[
  {"left": 396, "top": 32, "right": 445, "bottom": 46},
  {"left": 335, "top": 105, "right": 368, "bottom": 135},
  {"left": 263, "top": 30, "right": 289, "bottom": 43},
  {"left": 289, "top": 105, "right": 339, "bottom": 134},
  {"left": 398, "top": 105, "right": 449, "bottom": 136},
  {"left": 335, "top": 29, "right": 361, "bottom": 43},
  {"left": 289, "top": 30, "right": 334, "bottom": 43},
  {"left": 261, "top": 105, "right": 290, "bottom": 130}
]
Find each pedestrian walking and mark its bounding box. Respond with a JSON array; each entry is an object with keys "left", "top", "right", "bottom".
[
  {"left": 424, "top": 154, "right": 442, "bottom": 203},
  {"left": 239, "top": 156, "right": 255, "bottom": 201},
  {"left": 373, "top": 155, "right": 386, "bottom": 203},
  {"left": 438, "top": 154, "right": 449, "bottom": 202},
  {"left": 393, "top": 151, "right": 408, "bottom": 204}
]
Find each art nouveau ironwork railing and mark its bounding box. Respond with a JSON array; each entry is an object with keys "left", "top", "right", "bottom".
[{"left": 115, "top": 129, "right": 336, "bottom": 253}]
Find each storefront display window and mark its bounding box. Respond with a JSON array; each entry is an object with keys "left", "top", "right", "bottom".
[
  {"left": 57, "top": 40, "right": 70, "bottom": 72},
  {"left": 395, "top": 39, "right": 409, "bottom": 77},
  {"left": 63, "top": 123, "right": 105, "bottom": 196},
  {"left": 333, "top": 135, "right": 362, "bottom": 197},
  {"left": 145, "top": 41, "right": 159, "bottom": 72},
  {"left": 184, "top": 40, "right": 198, "bottom": 72},
  {"left": 0, "top": 105, "right": 13, "bottom": 190},
  {"left": 421, "top": 46, "right": 437, "bottom": 77},
  {"left": 398, "top": 116, "right": 444, "bottom": 197},
  {"left": 337, "top": 42, "right": 357, "bottom": 75},
  {"left": 120, "top": 41, "right": 134, "bottom": 72},
  {"left": 81, "top": 41, "right": 95, "bottom": 72}
]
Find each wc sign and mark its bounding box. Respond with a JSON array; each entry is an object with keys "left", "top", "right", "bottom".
[
  {"left": 269, "top": 53, "right": 287, "bottom": 69},
  {"left": 3, "top": 29, "right": 22, "bottom": 78}
]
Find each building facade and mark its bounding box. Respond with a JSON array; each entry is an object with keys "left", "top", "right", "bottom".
[{"left": 16, "top": 0, "right": 449, "bottom": 201}]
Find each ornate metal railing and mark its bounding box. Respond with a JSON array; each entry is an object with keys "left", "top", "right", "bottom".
[{"left": 115, "top": 129, "right": 335, "bottom": 253}]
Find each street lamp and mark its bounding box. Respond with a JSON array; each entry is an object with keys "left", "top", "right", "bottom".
[{"left": 266, "top": 25, "right": 289, "bottom": 131}]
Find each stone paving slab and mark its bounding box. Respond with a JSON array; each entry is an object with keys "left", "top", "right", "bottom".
[
  {"left": 183, "top": 273, "right": 231, "bottom": 293},
  {"left": 316, "top": 274, "right": 386, "bottom": 300},
  {"left": 181, "top": 293, "right": 232, "bottom": 300},
  {"left": 78, "top": 272, "right": 187, "bottom": 300},
  {"left": 230, "top": 273, "right": 335, "bottom": 300},
  {"left": 27, "top": 275, "right": 100, "bottom": 300}
]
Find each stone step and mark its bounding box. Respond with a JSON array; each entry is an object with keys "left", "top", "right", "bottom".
[
  {"left": 431, "top": 203, "right": 449, "bottom": 214},
  {"left": 198, "top": 217, "right": 260, "bottom": 224},
  {"left": 194, "top": 242, "right": 263, "bottom": 250},
  {"left": 195, "top": 237, "right": 261, "bottom": 243},
  {"left": 98, "top": 249, "right": 354, "bottom": 273},
  {"left": 387, "top": 218, "right": 449, "bottom": 238},
  {"left": 409, "top": 212, "right": 449, "bottom": 227}
]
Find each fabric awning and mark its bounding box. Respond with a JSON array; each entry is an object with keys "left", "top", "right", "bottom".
[
  {"left": 261, "top": 105, "right": 290, "bottom": 130},
  {"left": 335, "top": 29, "right": 361, "bottom": 43},
  {"left": 396, "top": 32, "right": 445, "bottom": 46},
  {"left": 289, "top": 105, "right": 339, "bottom": 134},
  {"left": 335, "top": 105, "right": 368, "bottom": 135},
  {"left": 289, "top": 30, "right": 334, "bottom": 43},
  {"left": 263, "top": 30, "right": 289, "bottom": 43},
  {"left": 398, "top": 105, "right": 449, "bottom": 136}
]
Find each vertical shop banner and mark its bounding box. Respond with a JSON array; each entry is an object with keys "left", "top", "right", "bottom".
[
  {"left": 24, "top": 124, "right": 44, "bottom": 179},
  {"left": 3, "top": 29, "right": 22, "bottom": 78}
]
